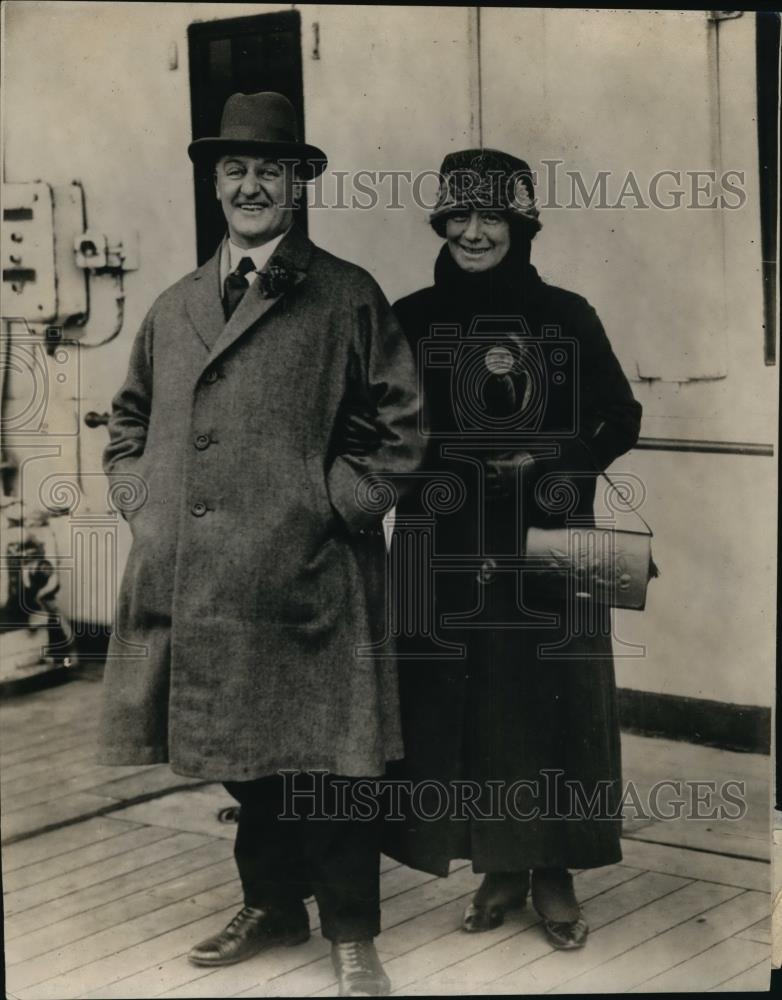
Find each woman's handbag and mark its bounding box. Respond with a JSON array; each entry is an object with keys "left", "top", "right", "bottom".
[{"left": 524, "top": 472, "right": 659, "bottom": 611}]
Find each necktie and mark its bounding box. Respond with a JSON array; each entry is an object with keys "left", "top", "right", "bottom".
[{"left": 222, "top": 256, "right": 256, "bottom": 319}]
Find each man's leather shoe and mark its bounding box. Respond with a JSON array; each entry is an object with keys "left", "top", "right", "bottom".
[
  {"left": 188, "top": 902, "right": 310, "bottom": 966},
  {"left": 463, "top": 870, "right": 530, "bottom": 932},
  {"left": 331, "top": 940, "right": 391, "bottom": 996}
]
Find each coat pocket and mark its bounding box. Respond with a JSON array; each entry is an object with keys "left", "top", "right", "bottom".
[
  {"left": 303, "top": 452, "right": 339, "bottom": 531},
  {"left": 108, "top": 455, "right": 151, "bottom": 524}
]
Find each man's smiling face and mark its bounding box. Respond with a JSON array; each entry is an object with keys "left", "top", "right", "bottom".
[{"left": 214, "top": 154, "right": 297, "bottom": 248}]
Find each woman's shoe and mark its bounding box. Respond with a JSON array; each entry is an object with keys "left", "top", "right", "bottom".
[
  {"left": 462, "top": 870, "right": 530, "bottom": 932},
  {"left": 531, "top": 868, "right": 589, "bottom": 950}
]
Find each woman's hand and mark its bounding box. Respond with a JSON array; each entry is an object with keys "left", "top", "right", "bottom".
[
  {"left": 484, "top": 450, "right": 535, "bottom": 499},
  {"left": 335, "top": 407, "right": 383, "bottom": 456}
]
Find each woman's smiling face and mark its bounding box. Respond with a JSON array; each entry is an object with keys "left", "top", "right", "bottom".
[{"left": 445, "top": 210, "right": 512, "bottom": 272}]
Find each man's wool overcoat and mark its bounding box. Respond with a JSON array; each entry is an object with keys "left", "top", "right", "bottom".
[{"left": 98, "top": 226, "right": 423, "bottom": 781}]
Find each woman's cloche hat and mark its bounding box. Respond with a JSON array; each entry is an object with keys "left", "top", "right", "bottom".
[
  {"left": 430, "top": 148, "right": 540, "bottom": 230},
  {"left": 188, "top": 91, "right": 328, "bottom": 179}
]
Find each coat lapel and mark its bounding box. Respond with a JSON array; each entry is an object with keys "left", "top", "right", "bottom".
[
  {"left": 185, "top": 244, "right": 226, "bottom": 352},
  {"left": 202, "top": 225, "right": 314, "bottom": 368}
]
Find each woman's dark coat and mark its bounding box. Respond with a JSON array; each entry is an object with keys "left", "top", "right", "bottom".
[
  {"left": 98, "top": 225, "right": 424, "bottom": 782},
  {"left": 383, "top": 245, "right": 642, "bottom": 876}
]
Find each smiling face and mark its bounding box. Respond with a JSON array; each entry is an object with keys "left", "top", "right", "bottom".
[
  {"left": 214, "top": 154, "right": 298, "bottom": 248},
  {"left": 445, "top": 210, "right": 512, "bottom": 273}
]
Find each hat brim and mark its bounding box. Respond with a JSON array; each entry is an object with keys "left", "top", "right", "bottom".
[
  {"left": 188, "top": 138, "right": 327, "bottom": 179},
  {"left": 429, "top": 200, "right": 508, "bottom": 223},
  {"left": 429, "top": 201, "right": 540, "bottom": 225}
]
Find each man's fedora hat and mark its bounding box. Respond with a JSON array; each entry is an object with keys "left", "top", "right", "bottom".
[{"left": 188, "top": 92, "right": 327, "bottom": 178}]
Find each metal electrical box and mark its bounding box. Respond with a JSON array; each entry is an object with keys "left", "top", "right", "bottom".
[{"left": 2, "top": 182, "right": 88, "bottom": 327}]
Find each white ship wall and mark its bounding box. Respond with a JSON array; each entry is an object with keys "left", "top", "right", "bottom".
[{"left": 2, "top": 3, "right": 776, "bottom": 708}]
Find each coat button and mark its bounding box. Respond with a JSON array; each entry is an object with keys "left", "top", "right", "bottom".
[
  {"left": 191, "top": 501, "right": 207, "bottom": 517},
  {"left": 203, "top": 370, "right": 219, "bottom": 384},
  {"left": 477, "top": 558, "right": 497, "bottom": 585},
  {"left": 194, "top": 434, "right": 211, "bottom": 450}
]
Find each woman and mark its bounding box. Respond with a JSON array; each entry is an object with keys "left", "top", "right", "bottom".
[{"left": 383, "top": 149, "right": 643, "bottom": 950}]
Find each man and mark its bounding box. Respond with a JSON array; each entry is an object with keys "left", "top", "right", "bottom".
[{"left": 98, "top": 92, "right": 423, "bottom": 996}]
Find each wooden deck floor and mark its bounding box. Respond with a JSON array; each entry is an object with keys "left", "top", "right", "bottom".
[{"left": 1, "top": 669, "right": 773, "bottom": 996}]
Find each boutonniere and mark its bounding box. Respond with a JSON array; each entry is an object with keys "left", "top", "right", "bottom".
[{"left": 258, "top": 258, "right": 296, "bottom": 299}]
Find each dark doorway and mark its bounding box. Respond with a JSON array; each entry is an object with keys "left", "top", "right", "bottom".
[
  {"left": 755, "top": 10, "right": 779, "bottom": 369},
  {"left": 188, "top": 9, "right": 306, "bottom": 264}
]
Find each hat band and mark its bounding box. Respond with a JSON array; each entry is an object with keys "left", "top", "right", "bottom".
[
  {"left": 431, "top": 175, "right": 540, "bottom": 222},
  {"left": 219, "top": 124, "right": 299, "bottom": 144}
]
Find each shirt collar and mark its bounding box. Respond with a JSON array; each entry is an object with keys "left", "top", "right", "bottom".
[{"left": 221, "top": 227, "right": 291, "bottom": 284}]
